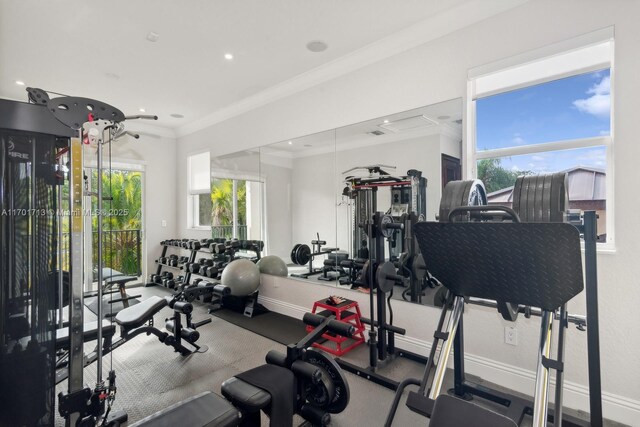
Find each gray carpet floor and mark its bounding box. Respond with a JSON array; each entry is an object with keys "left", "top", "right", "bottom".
[{"left": 54, "top": 286, "right": 625, "bottom": 427}]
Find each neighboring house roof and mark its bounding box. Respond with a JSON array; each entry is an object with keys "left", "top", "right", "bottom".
[{"left": 486, "top": 167, "right": 606, "bottom": 203}]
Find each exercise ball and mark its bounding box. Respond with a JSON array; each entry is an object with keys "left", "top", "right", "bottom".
[
  {"left": 221, "top": 259, "right": 261, "bottom": 296},
  {"left": 256, "top": 255, "right": 288, "bottom": 277}
]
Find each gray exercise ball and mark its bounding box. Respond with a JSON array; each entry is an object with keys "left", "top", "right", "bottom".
[
  {"left": 221, "top": 259, "right": 261, "bottom": 296},
  {"left": 256, "top": 255, "right": 288, "bottom": 277}
]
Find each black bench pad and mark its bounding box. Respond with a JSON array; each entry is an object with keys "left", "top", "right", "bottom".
[
  {"left": 429, "top": 395, "right": 517, "bottom": 427},
  {"left": 56, "top": 320, "right": 115, "bottom": 349},
  {"left": 221, "top": 377, "right": 271, "bottom": 412},
  {"left": 115, "top": 296, "right": 167, "bottom": 330},
  {"left": 129, "top": 391, "right": 240, "bottom": 427}
]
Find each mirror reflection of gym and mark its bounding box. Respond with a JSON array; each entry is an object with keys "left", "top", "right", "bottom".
[{"left": 258, "top": 98, "right": 462, "bottom": 307}]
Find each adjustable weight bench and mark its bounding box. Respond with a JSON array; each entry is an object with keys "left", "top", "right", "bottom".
[
  {"left": 86, "top": 268, "right": 142, "bottom": 318},
  {"left": 56, "top": 295, "right": 210, "bottom": 384},
  {"left": 56, "top": 319, "right": 116, "bottom": 351}
]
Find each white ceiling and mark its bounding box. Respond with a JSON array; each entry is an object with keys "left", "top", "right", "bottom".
[{"left": 0, "top": 0, "right": 519, "bottom": 134}]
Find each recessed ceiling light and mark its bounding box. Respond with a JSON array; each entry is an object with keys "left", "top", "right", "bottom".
[
  {"left": 383, "top": 119, "right": 389, "bottom": 124},
  {"left": 288, "top": 141, "right": 292, "bottom": 145},
  {"left": 224, "top": 53, "right": 234, "bottom": 60},
  {"left": 437, "top": 115, "right": 450, "bottom": 120},
  {"left": 306, "top": 40, "right": 328, "bottom": 53},
  {"left": 15, "top": 80, "right": 25, "bottom": 86},
  {"left": 170, "top": 113, "right": 184, "bottom": 119},
  {"left": 146, "top": 31, "right": 160, "bottom": 42},
  {"left": 139, "top": 108, "right": 146, "bottom": 113}
]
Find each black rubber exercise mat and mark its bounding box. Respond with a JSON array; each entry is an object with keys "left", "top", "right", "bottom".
[
  {"left": 413, "top": 222, "right": 584, "bottom": 311},
  {"left": 212, "top": 309, "right": 307, "bottom": 345}
]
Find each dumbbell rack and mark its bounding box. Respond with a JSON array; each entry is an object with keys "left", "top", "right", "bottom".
[{"left": 147, "top": 242, "right": 187, "bottom": 288}]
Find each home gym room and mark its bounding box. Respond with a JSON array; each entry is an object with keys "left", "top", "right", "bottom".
[{"left": 0, "top": 1, "right": 637, "bottom": 426}]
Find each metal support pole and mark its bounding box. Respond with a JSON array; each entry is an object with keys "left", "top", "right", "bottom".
[
  {"left": 554, "top": 304, "right": 567, "bottom": 427},
  {"left": 95, "top": 132, "right": 104, "bottom": 385},
  {"left": 364, "top": 188, "right": 377, "bottom": 369},
  {"left": 66, "top": 137, "right": 85, "bottom": 427},
  {"left": 583, "top": 211, "right": 603, "bottom": 426},
  {"left": 532, "top": 311, "right": 553, "bottom": 427},
  {"left": 429, "top": 295, "right": 465, "bottom": 400},
  {"left": 57, "top": 155, "right": 65, "bottom": 328}
]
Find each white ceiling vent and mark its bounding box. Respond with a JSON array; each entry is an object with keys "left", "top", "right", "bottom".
[{"left": 378, "top": 115, "right": 438, "bottom": 133}]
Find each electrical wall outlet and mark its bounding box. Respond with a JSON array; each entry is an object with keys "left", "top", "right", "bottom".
[{"left": 504, "top": 326, "right": 518, "bottom": 346}]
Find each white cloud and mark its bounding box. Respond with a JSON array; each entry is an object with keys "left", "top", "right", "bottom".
[
  {"left": 572, "top": 76, "right": 610, "bottom": 119},
  {"left": 531, "top": 155, "right": 546, "bottom": 161},
  {"left": 511, "top": 135, "right": 526, "bottom": 145},
  {"left": 599, "top": 129, "right": 610, "bottom": 136}
]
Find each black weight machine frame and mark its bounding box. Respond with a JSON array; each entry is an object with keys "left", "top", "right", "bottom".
[
  {"left": 336, "top": 187, "right": 428, "bottom": 391},
  {"left": 447, "top": 210, "right": 602, "bottom": 427},
  {"left": 384, "top": 208, "right": 603, "bottom": 427}
]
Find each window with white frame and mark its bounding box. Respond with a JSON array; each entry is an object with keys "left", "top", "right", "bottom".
[
  {"left": 467, "top": 31, "right": 614, "bottom": 244},
  {"left": 210, "top": 174, "right": 264, "bottom": 241},
  {"left": 188, "top": 152, "right": 211, "bottom": 228}
]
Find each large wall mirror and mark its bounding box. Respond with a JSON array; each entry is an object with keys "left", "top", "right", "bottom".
[{"left": 213, "top": 98, "right": 462, "bottom": 308}]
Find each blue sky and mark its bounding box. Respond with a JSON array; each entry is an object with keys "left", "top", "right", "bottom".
[{"left": 476, "top": 69, "right": 610, "bottom": 175}]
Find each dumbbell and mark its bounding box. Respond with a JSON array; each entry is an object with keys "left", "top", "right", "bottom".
[
  {"left": 211, "top": 243, "right": 226, "bottom": 254},
  {"left": 226, "top": 239, "right": 240, "bottom": 249},
  {"left": 189, "top": 263, "right": 201, "bottom": 274},
  {"left": 205, "top": 266, "right": 219, "bottom": 278},
  {"left": 162, "top": 277, "right": 176, "bottom": 288}
]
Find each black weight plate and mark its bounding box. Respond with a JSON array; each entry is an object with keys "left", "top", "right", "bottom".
[
  {"left": 291, "top": 244, "right": 301, "bottom": 264},
  {"left": 380, "top": 215, "right": 395, "bottom": 238},
  {"left": 376, "top": 262, "right": 397, "bottom": 293},
  {"left": 297, "top": 244, "right": 311, "bottom": 266},
  {"left": 438, "top": 181, "right": 455, "bottom": 222},
  {"left": 440, "top": 181, "right": 462, "bottom": 223},
  {"left": 450, "top": 181, "right": 466, "bottom": 222},
  {"left": 534, "top": 173, "right": 545, "bottom": 222},
  {"left": 457, "top": 180, "right": 474, "bottom": 222},
  {"left": 47, "top": 96, "right": 125, "bottom": 130},
  {"left": 527, "top": 175, "right": 538, "bottom": 223},
  {"left": 512, "top": 176, "right": 524, "bottom": 220},
  {"left": 550, "top": 173, "right": 567, "bottom": 222},
  {"left": 303, "top": 349, "right": 350, "bottom": 414},
  {"left": 518, "top": 176, "right": 529, "bottom": 222},
  {"left": 541, "top": 174, "right": 552, "bottom": 223}
]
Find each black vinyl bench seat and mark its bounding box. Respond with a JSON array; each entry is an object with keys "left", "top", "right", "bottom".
[
  {"left": 114, "top": 295, "right": 168, "bottom": 330},
  {"left": 55, "top": 319, "right": 115, "bottom": 350},
  {"left": 129, "top": 391, "right": 240, "bottom": 427},
  {"left": 220, "top": 377, "right": 272, "bottom": 413}
]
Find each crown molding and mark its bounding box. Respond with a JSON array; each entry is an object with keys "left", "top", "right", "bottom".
[
  {"left": 125, "top": 121, "right": 176, "bottom": 139},
  {"left": 176, "top": 0, "right": 529, "bottom": 138}
]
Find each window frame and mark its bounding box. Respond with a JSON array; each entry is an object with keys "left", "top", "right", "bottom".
[
  {"left": 187, "top": 151, "right": 212, "bottom": 230},
  {"left": 465, "top": 35, "right": 615, "bottom": 250}
]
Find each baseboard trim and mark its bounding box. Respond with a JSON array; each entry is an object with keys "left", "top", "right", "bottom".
[{"left": 258, "top": 295, "right": 638, "bottom": 425}]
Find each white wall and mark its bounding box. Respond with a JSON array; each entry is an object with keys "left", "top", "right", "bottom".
[
  {"left": 111, "top": 133, "right": 178, "bottom": 280},
  {"left": 174, "top": 1, "right": 640, "bottom": 423},
  {"left": 260, "top": 159, "right": 293, "bottom": 259}
]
